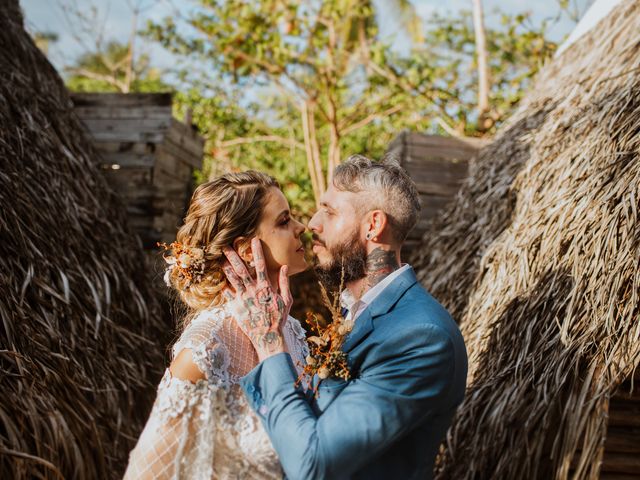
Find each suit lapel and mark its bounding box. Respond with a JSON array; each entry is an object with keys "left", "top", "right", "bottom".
[{"left": 341, "top": 267, "right": 418, "bottom": 353}]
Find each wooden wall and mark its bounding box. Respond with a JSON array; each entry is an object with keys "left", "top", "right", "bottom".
[
  {"left": 386, "top": 131, "right": 480, "bottom": 257},
  {"left": 71, "top": 93, "right": 204, "bottom": 249},
  {"left": 600, "top": 369, "right": 640, "bottom": 479}
]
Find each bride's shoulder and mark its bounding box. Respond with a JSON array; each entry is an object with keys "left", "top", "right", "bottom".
[
  {"left": 170, "top": 304, "right": 236, "bottom": 385},
  {"left": 172, "top": 305, "right": 229, "bottom": 354}
]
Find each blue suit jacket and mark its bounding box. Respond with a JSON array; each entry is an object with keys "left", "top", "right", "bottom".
[{"left": 241, "top": 267, "right": 468, "bottom": 480}]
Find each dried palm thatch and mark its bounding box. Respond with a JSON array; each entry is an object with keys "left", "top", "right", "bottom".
[
  {"left": 0, "top": 3, "right": 170, "bottom": 479},
  {"left": 411, "top": 1, "right": 640, "bottom": 479}
]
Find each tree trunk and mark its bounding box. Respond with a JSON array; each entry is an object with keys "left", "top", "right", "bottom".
[
  {"left": 327, "top": 119, "right": 341, "bottom": 187},
  {"left": 124, "top": 8, "right": 138, "bottom": 93},
  {"left": 472, "top": 0, "right": 490, "bottom": 130},
  {"left": 301, "top": 101, "right": 325, "bottom": 206}
]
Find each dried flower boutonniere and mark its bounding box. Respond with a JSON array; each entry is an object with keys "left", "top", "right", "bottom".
[{"left": 296, "top": 267, "right": 354, "bottom": 395}]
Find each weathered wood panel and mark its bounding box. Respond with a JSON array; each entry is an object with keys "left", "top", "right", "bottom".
[
  {"left": 72, "top": 92, "right": 173, "bottom": 107},
  {"left": 166, "top": 118, "right": 205, "bottom": 162},
  {"left": 73, "top": 105, "right": 171, "bottom": 120},
  {"left": 387, "top": 131, "right": 480, "bottom": 258},
  {"left": 600, "top": 371, "right": 640, "bottom": 476},
  {"left": 71, "top": 93, "right": 203, "bottom": 250}
]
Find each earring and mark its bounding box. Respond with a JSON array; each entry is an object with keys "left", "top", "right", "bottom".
[
  {"left": 366, "top": 233, "right": 372, "bottom": 240},
  {"left": 249, "top": 260, "right": 255, "bottom": 267}
]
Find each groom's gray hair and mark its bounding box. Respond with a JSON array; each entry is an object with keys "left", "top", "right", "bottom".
[{"left": 333, "top": 154, "right": 421, "bottom": 243}]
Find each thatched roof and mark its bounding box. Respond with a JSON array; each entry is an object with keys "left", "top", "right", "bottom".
[
  {"left": 411, "top": 1, "right": 640, "bottom": 478},
  {"left": 0, "top": 2, "right": 170, "bottom": 478}
]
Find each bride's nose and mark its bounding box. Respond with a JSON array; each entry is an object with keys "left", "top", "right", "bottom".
[{"left": 293, "top": 219, "right": 306, "bottom": 237}]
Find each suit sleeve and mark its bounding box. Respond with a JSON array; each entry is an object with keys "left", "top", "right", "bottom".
[{"left": 240, "top": 323, "right": 456, "bottom": 480}]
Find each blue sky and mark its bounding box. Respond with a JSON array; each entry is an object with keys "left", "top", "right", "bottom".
[{"left": 20, "top": 0, "right": 590, "bottom": 79}]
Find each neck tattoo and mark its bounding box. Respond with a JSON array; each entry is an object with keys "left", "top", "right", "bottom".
[{"left": 364, "top": 247, "right": 399, "bottom": 291}]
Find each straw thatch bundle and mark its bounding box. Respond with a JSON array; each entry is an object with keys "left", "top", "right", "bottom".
[
  {"left": 0, "top": 3, "right": 170, "bottom": 478},
  {"left": 411, "top": 1, "right": 640, "bottom": 478}
]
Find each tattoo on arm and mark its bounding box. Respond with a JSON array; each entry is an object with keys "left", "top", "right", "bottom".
[{"left": 365, "top": 247, "right": 399, "bottom": 288}]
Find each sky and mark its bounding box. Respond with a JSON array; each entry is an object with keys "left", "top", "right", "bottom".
[{"left": 20, "top": 0, "right": 592, "bottom": 81}]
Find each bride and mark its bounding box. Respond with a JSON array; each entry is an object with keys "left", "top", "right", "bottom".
[{"left": 123, "top": 171, "right": 309, "bottom": 479}]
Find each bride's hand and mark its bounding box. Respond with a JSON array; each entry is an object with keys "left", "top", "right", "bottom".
[{"left": 222, "top": 238, "right": 292, "bottom": 361}]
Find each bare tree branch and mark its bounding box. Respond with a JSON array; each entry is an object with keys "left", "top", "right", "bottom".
[
  {"left": 341, "top": 104, "right": 403, "bottom": 136},
  {"left": 218, "top": 135, "right": 304, "bottom": 150}
]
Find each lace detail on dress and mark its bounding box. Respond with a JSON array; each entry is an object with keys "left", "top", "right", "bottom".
[
  {"left": 283, "top": 315, "right": 309, "bottom": 376},
  {"left": 124, "top": 303, "right": 309, "bottom": 480}
]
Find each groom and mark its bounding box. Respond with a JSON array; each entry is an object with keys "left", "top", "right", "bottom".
[{"left": 223, "top": 155, "right": 467, "bottom": 480}]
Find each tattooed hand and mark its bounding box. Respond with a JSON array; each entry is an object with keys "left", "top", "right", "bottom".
[{"left": 222, "top": 238, "right": 292, "bottom": 362}]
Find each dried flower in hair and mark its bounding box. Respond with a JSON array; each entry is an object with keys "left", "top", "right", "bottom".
[{"left": 158, "top": 242, "right": 207, "bottom": 289}]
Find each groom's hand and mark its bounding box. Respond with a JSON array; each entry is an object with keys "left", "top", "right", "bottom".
[{"left": 222, "top": 238, "right": 292, "bottom": 362}]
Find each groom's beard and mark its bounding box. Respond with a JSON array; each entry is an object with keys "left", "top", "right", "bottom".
[{"left": 313, "top": 229, "right": 367, "bottom": 292}]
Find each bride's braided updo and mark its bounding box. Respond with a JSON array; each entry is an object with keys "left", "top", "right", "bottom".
[{"left": 166, "top": 170, "right": 279, "bottom": 313}]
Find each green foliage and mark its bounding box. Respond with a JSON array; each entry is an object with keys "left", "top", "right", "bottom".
[
  {"left": 413, "top": 9, "right": 557, "bottom": 134},
  {"left": 65, "top": 1, "right": 561, "bottom": 218},
  {"left": 65, "top": 41, "right": 171, "bottom": 93},
  {"left": 172, "top": 87, "right": 317, "bottom": 221}
]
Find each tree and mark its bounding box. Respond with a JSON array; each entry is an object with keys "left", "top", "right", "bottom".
[
  {"left": 146, "top": 0, "right": 441, "bottom": 203},
  {"left": 65, "top": 41, "right": 169, "bottom": 93},
  {"left": 58, "top": 0, "right": 159, "bottom": 93},
  {"left": 32, "top": 31, "right": 59, "bottom": 55},
  {"left": 472, "top": 0, "right": 491, "bottom": 131},
  {"left": 140, "top": 0, "right": 560, "bottom": 212}
]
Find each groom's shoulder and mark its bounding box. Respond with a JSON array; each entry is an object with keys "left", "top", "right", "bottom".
[{"left": 374, "top": 281, "right": 463, "bottom": 350}]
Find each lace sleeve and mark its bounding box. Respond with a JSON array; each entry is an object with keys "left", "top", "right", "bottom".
[
  {"left": 124, "top": 308, "right": 230, "bottom": 479},
  {"left": 123, "top": 370, "right": 223, "bottom": 479},
  {"left": 282, "top": 315, "right": 309, "bottom": 377}
]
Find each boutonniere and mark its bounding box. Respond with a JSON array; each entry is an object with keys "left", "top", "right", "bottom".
[{"left": 296, "top": 268, "right": 354, "bottom": 395}]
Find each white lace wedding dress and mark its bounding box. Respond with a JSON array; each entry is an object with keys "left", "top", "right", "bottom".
[{"left": 123, "top": 303, "right": 309, "bottom": 479}]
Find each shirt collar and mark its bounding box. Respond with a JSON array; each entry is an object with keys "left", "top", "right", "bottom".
[{"left": 339, "top": 264, "right": 411, "bottom": 314}]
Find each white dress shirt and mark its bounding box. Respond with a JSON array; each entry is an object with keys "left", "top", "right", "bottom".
[{"left": 339, "top": 264, "right": 411, "bottom": 322}]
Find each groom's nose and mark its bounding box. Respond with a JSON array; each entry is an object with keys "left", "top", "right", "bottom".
[{"left": 308, "top": 211, "right": 321, "bottom": 233}]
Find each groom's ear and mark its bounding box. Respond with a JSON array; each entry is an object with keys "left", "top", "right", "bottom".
[
  {"left": 367, "top": 210, "right": 388, "bottom": 241},
  {"left": 232, "top": 236, "right": 253, "bottom": 264}
]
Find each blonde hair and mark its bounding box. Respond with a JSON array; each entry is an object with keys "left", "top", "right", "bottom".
[{"left": 166, "top": 170, "right": 279, "bottom": 316}]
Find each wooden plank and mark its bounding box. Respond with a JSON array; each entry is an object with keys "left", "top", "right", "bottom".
[
  {"left": 406, "top": 160, "right": 468, "bottom": 181},
  {"left": 604, "top": 427, "right": 640, "bottom": 453},
  {"left": 405, "top": 131, "right": 483, "bottom": 152},
  {"left": 81, "top": 128, "right": 165, "bottom": 144},
  {"left": 407, "top": 143, "right": 475, "bottom": 163},
  {"left": 600, "top": 452, "right": 640, "bottom": 474},
  {"left": 71, "top": 92, "right": 173, "bottom": 107},
  {"left": 74, "top": 105, "right": 172, "bottom": 120},
  {"left": 102, "top": 166, "right": 153, "bottom": 189},
  {"left": 80, "top": 117, "right": 172, "bottom": 133},
  {"left": 91, "top": 141, "right": 157, "bottom": 154},
  {"left": 98, "top": 152, "right": 156, "bottom": 169},
  {"left": 156, "top": 154, "right": 194, "bottom": 182},
  {"left": 600, "top": 474, "right": 640, "bottom": 480},
  {"left": 153, "top": 167, "right": 191, "bottom": 190},
  {"left": 608, "top": 403, "right": 640, "bottom": 428},
  {"left": 159, "top": 136, "right": 204, "bottom": 169},
  {"left": 165, "top": 118, "right": 204, "bottom": 158},
  {"left": 414, "top": 180, "right": 464, "bottom": 197}
]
